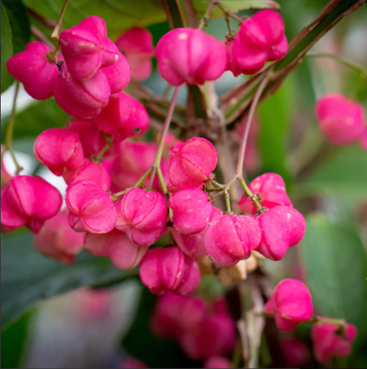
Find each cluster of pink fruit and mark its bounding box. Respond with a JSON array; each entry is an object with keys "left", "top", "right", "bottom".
[{"left": 1, "top": 7, "right": 361, "bottom": 365}]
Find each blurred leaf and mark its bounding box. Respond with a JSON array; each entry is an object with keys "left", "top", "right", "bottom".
[
  {"left": 258, "top": 76, "right": 295, "bottom": 185},
  {"left": 192, "top": 0, "right": 280, "bottom": 14},
  {"left": 2, "top": 0, "right": 31, "bottom": 54},
  {"left": 300, "top": 215, "right": 367, "bottom": 350},
  {"left": 1, "top": 3, "right": 14, "bottom": 93},
  {"left": 1, "top": 310, "right": 33, "bottom": 368},
  {"left": 1, "top": 232, "right": 137, "bottom": 329},
  {"left": 122, "top": 286, "right": 197, "bottom": 368},
  {"left": 1, "top": 99, "right": 68, "bottom": 143},
  {"left": 296, "top": 145, "right": 367, "bottom": 199}
]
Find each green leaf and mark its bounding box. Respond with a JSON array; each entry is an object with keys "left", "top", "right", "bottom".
[
  {"left": 258, "top": 76, "right": 295, "bottom": 185},
  {"left": 192, "top": 0, "right": 280, "bottom": 15},
  {"left": 300, "top": 215, "right": 367, "bottom": 350},
  {"left": 1, "top": 3, "right": 14, "bottom": 93},
  {"left": 2, "top": 0, "right": 31, "bottom": 55},
  {"left": 296, "top": 145, "right": 367, "bottom": 199},
  {"left": 1, "top": 99, "right": 68, "bottom": 143},
  {"left": 1, "top": 310, "right": 33, "bottom": 368},
  {"left": 122, "top": 286, "right": 197, "bottom": 368},
  {"left": 1, "top": 232, "right": 137, "bottom": 329}
]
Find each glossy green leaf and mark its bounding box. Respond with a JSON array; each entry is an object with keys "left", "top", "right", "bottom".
[
  {"left": 1, "top": 310, "right": 33, "bottom": 368},
  {"left": 1, "top": 232, "right": 137, "bottom": 329},
  {"left": 258, "top": 76, "right": 295, "bottom": 185},
  {"left": 300, "top": 215, "right": 367, "bottom": 350},
  {"left": 1, "top": 4, "right": 14, "bottom": 93},
  {"left": 2, "top": 0, "right": 31, "bottom": 55},
  {"left": 1, "top": 99, "right": 68, "bottom": 143},
  {"left": 296, "top": 145, "right": 367, "bottom": 199}
]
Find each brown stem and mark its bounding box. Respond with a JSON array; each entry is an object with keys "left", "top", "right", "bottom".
[
  {"left": 51, "top": 0, "right": 71, "bottom": 40},
  {"left": 198, "top": 0, "right": 216, "bottom": 29},
  {"left": 27, "top": 8, "right": 56, "bottom": 29},
  {"left": 31, "top": 25, "right": 55, "bottom": 49}
]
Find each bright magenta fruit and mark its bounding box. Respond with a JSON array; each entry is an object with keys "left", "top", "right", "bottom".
[
  {"left": 238, "top": 172, "right": 292, "bottom": 215},
  {"left": 204, "top": 356, "right": 233, "bottom": 368},
  {"left": 66, "top": 180, "right": 116, "bottom": 234},
  {"left": 1, "top": 175, "right": 62, "bottom": 233},
  {"left": 156, "top": 28, "right": 227, "bottom": 85},
  {"left": 264, "top": 279, "right": 313, "bottom": 331},
  {"left": 139, "top": 246, "right": 200, "bottom": 295},
  {"left": 6, "top": 42, "right": 60, "bottom": 100}
]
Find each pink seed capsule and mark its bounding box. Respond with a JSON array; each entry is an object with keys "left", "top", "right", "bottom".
[
  {"left": 232, "top": 10, "right": 288, "bottom": 74},
  {"left": 169, "top": 188, "right": 213, "bottom": 235},
  {"left": 53, "top": 64, "right": 111, "bottom": 120},
  {"left": 139, "top": 246, "right": 201, "bottom": 295},
  {"left": 204, "top": 214, "right": 262, "bottom": 267},
  {"left": 311, "top": 322, "right": 357, "bottom": 364},
  {"left": 281, "top": 338, "right": 310, "bottom": 367},
  {"left": 179, "top": 312, "right": 236, "bottom": 360},
  {"left": 101, "top": 51, "right": 131, "bottom": 93},
  {"left": 255, "top": 206, "right": 306, "bottom": 261},
  {"left": 360, "top": 126, "right": 367, "bottom": 151},
  {"left": 156, "top": 28, "right": 227, "bottom": 86},
  {"left": 204, "top": 356, "right": 233, "bottom": 368},
  {"left": 111, "top": 140, "right": 169, "bottom": 192},
  {"left": 115, "top": 27, "right": 155, "bottom": 81},
  {"left": 6, "top": 41, "right": 60, "bottom": 100},
  {"left": 315, "top": 93, "right": 365, "bottom": 145},
  {"left": 33, "top": 209, "right": 85, "bottom": 264},
  {"left": 63, "top": 159, "right": 111, "bottom": 191},
  {"left": 68, "top": 120, "right": 107, "bottom": 158},
  {"left": 85, "top": 229, "right": 147, "bottom": 270},
  {"left": 34, "top": 128, "right": 85, "bottom": 176},
  {"left": 168, "top": 137, "right": 218, "bottom": 190},
  {"left": 92, "top": 92, "right": 149, "bottom": 142},
  {"left": 238, "top": 173, "right": 292, "bottom": 215},
  {"left": 116, "top": 188, "right": 168, "bottom": 247},
  {"left": 1, "top": 175, "right": 62, "bottom": 233},
  {"left": 264, "top": 279, "right": 313, "bottom": 332},
  {"left": 65, "top": 180, "right": 117, "bottom": 234},
  {"left": 151, "top": 293, "right": 208, "bottom": 339},
  {"left": 59, "top": 16, "right": 118, "bottom": 80},
  {"left": 172, "top": 207, "right": 223, "bottom": 259}
]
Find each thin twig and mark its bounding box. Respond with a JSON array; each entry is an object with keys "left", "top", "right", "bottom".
[
  {"left": 51, "top": 0, "right": 71, "bottom": 40},
  {"left": 27, "top": 7, "right": 56, "bottom": 29},
  {"left": 31, "top": 25, "right": 55, "bottom": 48}
]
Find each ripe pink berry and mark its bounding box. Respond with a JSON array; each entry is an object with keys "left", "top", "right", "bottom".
[
  {"left": 204, "top": 214, "right": 262, "bottom": 267},
  {"left": 151, "top": 293, "right": 207, "bottom": 339},
  {"left": 311, "top": 322, "right": 357, "bottom": 364},
  {"left": 116, "top": 188, "right": 168, "bottom": 247},
  {"left": 139, "top": 246, "right": 200, "bottom": 295},
  {"left": 33, "top": 128, "right": 85, "bottom": 176},
  {"left": 156, "top": 28, "right": 227, "bottom": 86},
  {"left": 360, "top": 126, "right": 367, "bottom": 151},
  {"left": 172, "top": 207, "right": 223, "bottom": 259},
  {"left": 264, "top": 279, "right": 313, "bottom": 331},
  {"left": 33, "top": 209, "right": 85, "bottom": 264},
  {"left": 6, "top": 42, "right": 60, "bottom": 100},
  {"left": 63, "top": 159, "right": 111, "bottom": 191},
  {"left": 59, "top": 16, "right": 118, "bottom": 80},
  {"left": 168, "top": 137, "right": 218, "bottom": 190},
  {"left": 238, "top": 173, "right": 292, "bottom": 215},
  {"left": 179, "top": 312, "right": 236, "bottom": 360},
  {"left": 315, "top": 93, "right": 365, "bottom": 145},
  {"left": 281, "top": 338, "right": 310, "bottom": 367},
  {"left": 65, "top": 180, "right": 116, "bottom": 234},
  {"left": 68, "top": 120, "right": 107, "bottom": 158},
  {"left": 115, "top": 27, "right": 155, "bottom": 81},
  {"left": 1, "top": 175, "right": 62, "bottom": 233},
  {"left": 119, "top": 357, "right": 148, "bottom": 369},
  {"left": 169, "top": 188, "right": 213, "bottom": 235},
  {"left": 53, "top": 64, "right": 111, "bottom": 120},
  {"left": 255, "top": 206, "right": 306, "bottom": 261},
  {"left": 232, "top": 10, "right": 288, "bottom": 74},
  {"left": 111, "top": 141, "right": 169, "bottom": 192},
  {"left": 101, "top": 50, "right": 131, "bottom": 93},
  {"left": 92, "top": 92, "right": 149, "bottom": 142},
  {"left": 85, "top": 229, "right": 147, "bottom": 270},
  {"left": 204, "top": 356, "right": 233, "bottom": 368}
]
